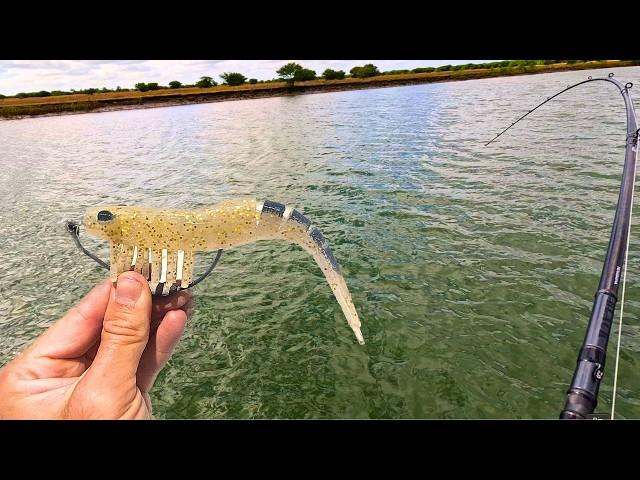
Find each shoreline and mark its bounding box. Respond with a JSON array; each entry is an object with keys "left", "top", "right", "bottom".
[{"left": 1, "top": 60, "right": 638, "bottom": 120}]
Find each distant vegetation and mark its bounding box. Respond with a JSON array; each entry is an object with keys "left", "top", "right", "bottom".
[
  {"left": 276, "top": 63, "right": 304, "bottom": 85},
  {"left": 220, "top": 72, "right": 247, "bottom": 86},
  {"left": 135, "top": 82, "right": 162, "bottom": 92},
  {"left": 294, "top": 68, "right": 316, "bottom": 81},
  {"left": 9, "top": 86, "right": 133, "bottom": 98},
  {"left": 410, "top": 67, "right": 436, "bottom": 74},
  {"left": 196, "top": 76, "right": 217, "bottom": 88},
  {"left": 350, "top": 64, "right": 380, "bottom": 78},
  {"left": 2, "top": 60, "right": 638, "bottom": 100},
  {"left": 322, "top": 68, "right": 346, "bottom": 80}
]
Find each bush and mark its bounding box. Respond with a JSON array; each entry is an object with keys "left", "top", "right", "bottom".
[
  {"left": 436, "top": 65, "right": 451, "bottom": 71},
  {"left": 169, "top": 80, "right": 182, "bottom": 89},
  {"left": 322, "top": 68, "right": 346, "bottom": 80},
  {"left": 383, "top": 69, "right": 410, "bottom": 75},
  {"left": 195, "top": 76, "right": 217, "bottom": 88},
  {"left": 220, "top": 72, "right": 247, "bottom": 86},
  {"left": 17, "top": 90, "right": 52, "bottom": 98},
  {"left": 293, "top": 68, "right": 316, "bottom": 81},
  {"left": 249, "top": 78, "right": 258, "bottom": 84},
  {"left": 0, "top": 93, "right": 5, "bottom": 99},
  {"left": 350, "top": 64, "right": 380, "bottom": 78},
  {"left": 146, "top": 83, "right": 160, "bottom": 90},
  {"left": 412, "top": 67, "right": 436, "bottom": 73}
]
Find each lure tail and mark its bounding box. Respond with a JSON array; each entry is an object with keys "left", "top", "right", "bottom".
[{"left": 254, "top": 200, "right": 365, "bottom": 345}]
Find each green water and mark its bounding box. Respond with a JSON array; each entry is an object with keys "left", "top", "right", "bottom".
[{"left": 1, "top": 66, "right": 640, "bottom": 418}]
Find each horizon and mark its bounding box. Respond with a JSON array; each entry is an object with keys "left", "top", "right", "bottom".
[{"left": 0, "top": 60, "right": 495, "bottom": 96}]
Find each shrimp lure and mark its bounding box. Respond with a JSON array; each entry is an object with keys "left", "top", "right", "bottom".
[{"left": 66, "top": 198, "right": 364, "bottom": 345}]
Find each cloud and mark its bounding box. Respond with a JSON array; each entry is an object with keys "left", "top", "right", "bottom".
[{"left": 0, "top": 59, "right": 496, "bottom": 95}]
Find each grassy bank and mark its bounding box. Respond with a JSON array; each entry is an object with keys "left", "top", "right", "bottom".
[{"left": 1, "top": 60, "right": 638, "bottom": 119}]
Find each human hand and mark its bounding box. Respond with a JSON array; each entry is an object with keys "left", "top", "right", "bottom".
[{"left": 0, "top": 271, "right": 192, "bottom": 419}]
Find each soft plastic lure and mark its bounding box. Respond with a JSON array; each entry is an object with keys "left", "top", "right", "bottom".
[{"left": 68, "top": 198, "right": 364, "bottom": 344}]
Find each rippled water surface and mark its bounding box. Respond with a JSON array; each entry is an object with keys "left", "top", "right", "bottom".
[{"left": 2, "top": 66, "right": 640, "bottom": 418}]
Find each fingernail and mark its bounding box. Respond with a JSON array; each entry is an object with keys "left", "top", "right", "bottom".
[{"left": 116, "top": 275, "right": 144, "bottom": 306}]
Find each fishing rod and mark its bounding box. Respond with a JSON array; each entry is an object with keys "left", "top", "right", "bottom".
[{"left": 486, "top": 73, "right": 640, "bottom": 419}]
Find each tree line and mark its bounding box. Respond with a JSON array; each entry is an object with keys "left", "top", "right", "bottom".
[{"left": 0, "top": 60, "right": 624, "bottom": 99}]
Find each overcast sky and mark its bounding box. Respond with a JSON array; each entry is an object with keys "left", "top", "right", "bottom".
[{"left": 0, "top": 60, "right": 495, "bottom": 95}]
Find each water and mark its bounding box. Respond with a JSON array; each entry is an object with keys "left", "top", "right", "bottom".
[{"left": 1, "top": 66, "right": 640, "bottom": 418}]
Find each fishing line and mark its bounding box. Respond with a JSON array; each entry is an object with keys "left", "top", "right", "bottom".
[
  {"left": 611, "top": 121, "right": 639, "bottom": 419},
  {"left": 610, "top": 173, "right": 634, "bottom": 419}
]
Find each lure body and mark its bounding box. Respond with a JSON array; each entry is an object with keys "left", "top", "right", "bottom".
[{"left": 82, "top": 198, "right": 364, "bottom": 344}]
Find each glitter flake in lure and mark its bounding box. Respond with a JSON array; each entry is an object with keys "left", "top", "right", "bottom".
[{"left": 82, "top": 198, "right": 365, "bottom": 345}]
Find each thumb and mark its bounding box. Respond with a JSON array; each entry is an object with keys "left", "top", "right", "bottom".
[{"left": 85, "top": 271, "right": 152, "bottom": 390}]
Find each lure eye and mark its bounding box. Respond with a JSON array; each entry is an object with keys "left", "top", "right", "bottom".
[{"left": 97, "top": 210, "right": 113, "bottom": 222}]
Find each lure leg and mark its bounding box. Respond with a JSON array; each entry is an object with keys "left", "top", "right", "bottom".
[
  {"left": 149, "top": 248, "right": 162, "bottom": 293},
  {"left": 163, "top": 250, "right": 178, "bottom": 295},
  {"left": 122, "top": 245, "right": 136, "bottom": 272},
  {"left": 135, "top": 246, "right": 146, "bottom": 277},
  {"left": 109, "top": 244, "right": 119, "bottom": 282},
  {"left": 180, "top": 251, "right": 194, "bottom": 289}
]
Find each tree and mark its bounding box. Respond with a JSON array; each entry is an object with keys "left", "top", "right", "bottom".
[
  {"left": 146, "top": 83, "right": 160, "bottom": 90},
  {"left": 135, "top": 82, "right": 149, "bottom": 92},
  {"left": 277, "top": 62, "right": 303, "bottom": 84},
  {"left": 220, "top": 72, "right": 247, "bottom": 86},
  {"left": 196, "top": 76, "right": 216, "bottom": 88},
  {"left": 436, "top": 65, "right": 452, "bottom": 71},
  {"left": 350, "top": 64, "right": 380, "bottom": 78},
  {"left": 322, "top": 68, "right": 345, "bottom": 80},
  {"left": 293, "top": 68, "right": 316, "bottom": 81},
  {"left": 0, "top": 93, "right": 5, "bottom": 99},
  {"left": 169, "top": 80, "right": 182, "bottom": 89},
  {"left": 249, "top": 78, "right": 258, "bottom": 84}
]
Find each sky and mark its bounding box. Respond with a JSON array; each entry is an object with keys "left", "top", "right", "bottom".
[{"left": 0, "top": 60, "right": 495, "bottom": 96}]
